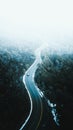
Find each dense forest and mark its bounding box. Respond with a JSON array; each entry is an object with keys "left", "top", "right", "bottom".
[
  {"left": 35, "top": 49, "right": 73, "bottom": 129},
  {"left": 0, "top": 43, "right": 35, "bottom": 130}
]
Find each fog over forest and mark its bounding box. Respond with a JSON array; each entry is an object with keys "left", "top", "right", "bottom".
[{"left": 0, "top": 0, "right": 73, "bottom": 52}]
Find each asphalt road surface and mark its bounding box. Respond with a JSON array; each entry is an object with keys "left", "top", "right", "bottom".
[{"left": 19, "top": 46, "right": 45, "bottom": 130}]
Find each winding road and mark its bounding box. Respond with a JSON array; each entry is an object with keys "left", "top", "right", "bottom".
[{"left": 19, "top": 45, "right": 47, "bottom": 130}]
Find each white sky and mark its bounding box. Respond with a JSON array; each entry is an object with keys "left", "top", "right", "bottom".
[{"left": 0, "top": 0, "right": 73, "bottom": 44}]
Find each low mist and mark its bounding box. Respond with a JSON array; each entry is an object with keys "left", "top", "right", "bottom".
[{"left": 0, "top": 0, "right": 73, "bottom": 52}]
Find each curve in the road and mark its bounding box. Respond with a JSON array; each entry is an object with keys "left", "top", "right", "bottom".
[{"left": 19, "top": 45, "right": 47, "bottom": 130}]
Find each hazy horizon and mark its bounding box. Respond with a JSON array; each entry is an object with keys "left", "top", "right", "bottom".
[{"left": 0, "top": 0, "right": 73, "bottom": 48}]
